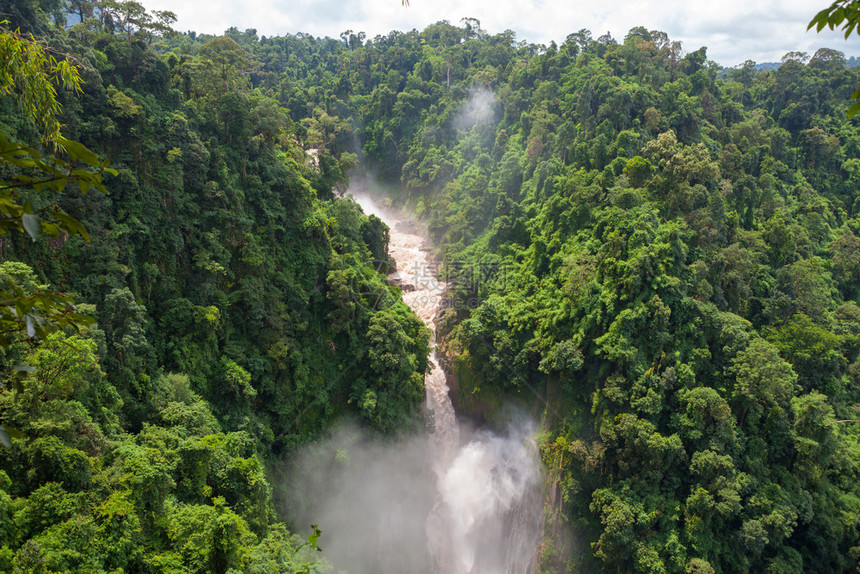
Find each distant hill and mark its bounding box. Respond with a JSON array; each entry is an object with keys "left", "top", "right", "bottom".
[
  {"left": 751, "top": 55, "right": 860, "bottom": 71},
  {"left": 754, "top": 61, "right": 781, "bottom": 71}
]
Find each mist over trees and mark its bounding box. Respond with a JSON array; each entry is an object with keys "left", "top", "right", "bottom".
[{"left": 0, "top": 2, "right": 859, "bottom": 573}]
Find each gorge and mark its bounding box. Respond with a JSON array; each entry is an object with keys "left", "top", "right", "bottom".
[{"left": 289, "top": 192, "right": 544, "bottom": 573}]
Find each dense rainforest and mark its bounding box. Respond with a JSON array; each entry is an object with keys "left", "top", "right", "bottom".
[
  {"left": 0, "top": 2, "right": 430, "bottom": 572},
  {"left": 1, "top": 1, "right": 860, "bottom": 573}
]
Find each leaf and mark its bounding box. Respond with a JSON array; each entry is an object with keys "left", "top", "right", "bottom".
[
  {"left": 40, "top": 222, "right": 61, "bottom": 237},
  {"left": 21, "top": 213, "right": 40, "bottom": 241},
  {"left": 52, "top": 211, "right": 90, "bottom": 241},
  {"left": 9, "top": 366, "right": 33, "bottom": 392},
  {"left": 809, "top": 8, "right": 830, "bottom": 30},
  {"left": 3, "top": 154, "right": 36, "bottom": 168},
  {"left": 59, "top": 137, "right": 101, "bottom": 166}
]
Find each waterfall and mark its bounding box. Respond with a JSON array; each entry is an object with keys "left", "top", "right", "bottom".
[{"left": 355, "top": 194, "right": 542, "bottom": 574}]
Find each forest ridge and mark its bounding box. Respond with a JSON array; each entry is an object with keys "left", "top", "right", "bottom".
[{"left": 0, "top": 2, "right": 859, "bottom": 573}]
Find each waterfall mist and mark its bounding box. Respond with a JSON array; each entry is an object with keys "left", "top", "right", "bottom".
[
  {"left": 287, "top": 424, "right": 437, "bottom": 573},
  {"left": 429, "top": 419, "right": 542, "bottom": 574},
  {"left": 287, "top": 418, "right": 542, "bottom": 574}
]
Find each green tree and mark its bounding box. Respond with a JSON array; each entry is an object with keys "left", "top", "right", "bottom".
[
  {"left": 197, "top": 36, "right": 256, "bottom": 98},
  {"left": 0, "top": 24, "right": 79, "bottom": 144},
  {"left": 97, "top": 1, "right": 176, "bottom": 47},
  {"left": 729, "top": 338, "right": 797, "bottom": 430},
  {"left": 0, "top": 28, "right": 113, "bottom": 346},
  {"left": 809, "top": 1, "right": 860, "bottom": 114}
]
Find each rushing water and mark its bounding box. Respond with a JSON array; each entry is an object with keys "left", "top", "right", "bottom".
[{"left": 354, "top": 193, "right": 543, "bottom": 574}]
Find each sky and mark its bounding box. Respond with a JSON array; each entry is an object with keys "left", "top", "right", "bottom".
[{"left": 141, "top": 0, "right": 860, "bottom": 67}]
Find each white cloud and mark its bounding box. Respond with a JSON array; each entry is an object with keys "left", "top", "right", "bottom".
[{"left": 145, "top": 0, "right": 860, "bottom": 66}]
